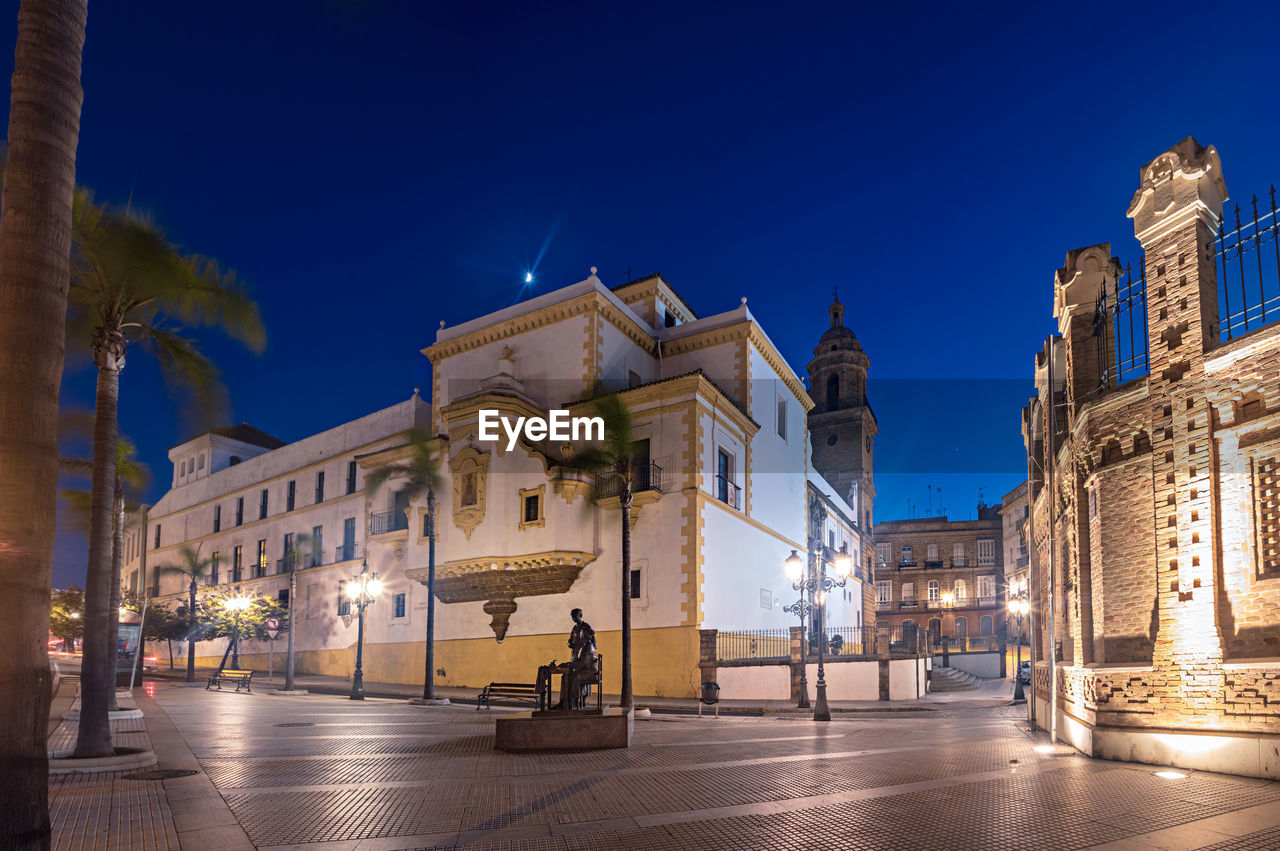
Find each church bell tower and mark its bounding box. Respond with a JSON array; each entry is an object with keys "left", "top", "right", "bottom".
[{"left": 807, "top": 292, "right": 876, "bottom": 529}]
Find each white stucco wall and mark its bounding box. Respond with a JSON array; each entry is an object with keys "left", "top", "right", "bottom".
[{"left": 713, "top": 664, "right": 791, "bottom": 700}]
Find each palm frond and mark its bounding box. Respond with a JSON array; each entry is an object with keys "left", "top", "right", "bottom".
[{"left": 365, "top": 427, "right": 443, "bottom": 500}]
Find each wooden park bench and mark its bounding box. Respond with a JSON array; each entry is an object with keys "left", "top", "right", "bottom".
[
  {"left": 207, "top": 668, "right": 255, "bottom": 693},
  {"left": 477, "top": 681, "right": 541, "bottom": 711}
]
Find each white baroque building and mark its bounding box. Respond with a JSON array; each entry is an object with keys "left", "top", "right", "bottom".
[{"left": 126, "top": 269, "right": 874, "bottom": 697}]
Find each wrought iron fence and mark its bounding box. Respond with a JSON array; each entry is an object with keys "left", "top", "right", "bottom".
[
  {"left": 716, "top": 629, "right": 790, "bottom": 662},
  {"left": 1096, "top": 259, "right": 1151, "bottom": 389},
  {"left": 817, "top": 626, "right": 875, "bottom": 657},
  {"left": 1215, "top": 189, "right": 1280, "bottom": 342}
]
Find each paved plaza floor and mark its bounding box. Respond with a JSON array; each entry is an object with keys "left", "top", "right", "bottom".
[{"left": 46, "top": 679, "right": 1276, "bottom": 850}]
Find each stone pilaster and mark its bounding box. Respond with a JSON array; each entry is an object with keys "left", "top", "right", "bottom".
[
  {"left": 1053, "top": 246, "right": 1121, "bottom": 666},
  {"left": 1127, "top": 137, "right": 1229, "bottom": 723}
]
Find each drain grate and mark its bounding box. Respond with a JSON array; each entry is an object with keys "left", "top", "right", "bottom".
[
  {"left": 275, "top": 722, "right": 314, "bottom": 727},
  {"left": 121, "top": 769, "right": 198, "bottom": 780}
]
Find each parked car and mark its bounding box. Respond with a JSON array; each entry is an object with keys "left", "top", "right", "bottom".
[{"left": 1019, "top": 660, "right": 1031, "bottom": 684}]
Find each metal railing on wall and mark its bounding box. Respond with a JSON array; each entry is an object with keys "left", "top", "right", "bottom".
[
  {"left": 1216, "top": 189, "right": 1280, "bottom": 342},
  {"left": 1096, "top": 259, "right": 1151, "bottom": 390},
  {"left": 716, "top": 629, "right": 790, "bottom": 662}
]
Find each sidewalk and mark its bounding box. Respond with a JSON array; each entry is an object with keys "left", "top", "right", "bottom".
[
  {"left": 147, "top": 664, "right": 1017, "bottom": 713},
  {"left": 46, "top": 678, "right": 253, "bottom": 850}
]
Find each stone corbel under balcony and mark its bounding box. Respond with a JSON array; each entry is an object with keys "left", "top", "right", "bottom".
[
  {"left": 596, "top": 489, "right": 662, "bottom": 527},
  {"left": 406, "top": 549, "right": 596, "bottom": 641}
]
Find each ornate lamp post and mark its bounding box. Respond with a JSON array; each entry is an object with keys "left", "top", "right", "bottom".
[
  {"left": 346, "top": 561, "right": 383, "bottom": 700},
  {"left": 783, "top": 550, "right": 811, "bottom": 709},
  {"left": 225, "top": 592, "right": 252, "bottom": 669},
  {"left": 1008, "top": 579, "right": 1029, "bottom": 702},
  {"left": 784, "top": 544, "right": 853, "bottom": 721},
  {"left": 813, "top": 544, "right": 853, "bottom": 722}
]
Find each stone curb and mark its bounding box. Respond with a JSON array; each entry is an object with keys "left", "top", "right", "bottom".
[{"left": 49, "top": 747, "right": 158, "bottom": 774}]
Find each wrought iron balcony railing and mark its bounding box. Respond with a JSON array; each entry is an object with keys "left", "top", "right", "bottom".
[
  {"left": 595, "top": 460, "right": 665, "bottom": 500},
  {"left": 715, "top": 474, "right": 741, "bottom": 510},
  {"left": 334, "top": 542, "right": 359, "bottom": 563},
  {"left": 369, "top": 510, "right": 409, "bottom": 536}
]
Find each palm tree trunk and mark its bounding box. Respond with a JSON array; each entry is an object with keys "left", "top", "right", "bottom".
[
  {"left": 424, "top": 489, "right": 436, "bottom": 700},
  {"left": 0, "top": 0, "right": 88, "bottom": 842},
  {"left": 620, "top": 482, "right": 633, "bottom": 710},
  {"left": 105, "top": 475, "right": 124, "bottom": 710},
  {"left": 74, "top": 330, "right": 124, "bottom": 758},
  {"left": 186, "top": 579, "right": 197, "bottom": 682}
]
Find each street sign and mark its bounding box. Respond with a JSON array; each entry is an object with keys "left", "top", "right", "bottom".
[
  {"left": 266, "top": 616, "right": 280, "bottom": 640},
  {"left": 267, "top": 628, "right": 279, "bottom": 639}
]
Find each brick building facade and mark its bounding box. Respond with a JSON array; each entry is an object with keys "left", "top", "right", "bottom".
[
  {"left": 1024, "top": 137, "right": 1280, "bottom": 778},
  {"left": 872, "top": 507, "right": 1005, "bottom": 650}
]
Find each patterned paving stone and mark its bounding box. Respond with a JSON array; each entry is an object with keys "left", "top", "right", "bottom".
[{"left": 148, "top": 685, "right": 1280, "bottom": 850}]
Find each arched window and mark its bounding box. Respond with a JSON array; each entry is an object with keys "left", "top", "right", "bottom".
[
  {"left": 927, "top": 580, "right": 939, "bottom": 601},
  {"left": 980, "top": 615, "right": 993, "bottom": 636},
  {"left": 928, "top": 618, "right": 942, "bottom": 640},
  {"left": 954, "top": 616, "right": 967, "bottom": 638},
  {"left": 827, "top": 374, "right": 840, "bottom": 410}
]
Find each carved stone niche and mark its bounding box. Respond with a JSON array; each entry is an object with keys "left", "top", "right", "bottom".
[
  {"left": 450, "top": 447, "right": 489, "bottom": 540},
  {"left": 407, "top": 549, "right": 597, "bottom": 641}
]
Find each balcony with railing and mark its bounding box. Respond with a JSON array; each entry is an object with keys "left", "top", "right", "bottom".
[
  {"left": 875, "top": 599, "right": 895, "bottom": 611},
  {"left": 595, "top": 459, "right": 665, "bottom": 500},
  {"left": 714, "top": 474, "right": 741, "bottom": 510},
  {"left": 334, "top": 542, "right": 359, "bottom": 563},
  {"left": 370, "top": 510, "right": 409, "bottom": 536},
  {"left": 899, "top": 598, "right": 919, "bottom": 609},
  {"left": 923, "top": 559, "right": 943, "bottom": 569},
  {"left": 951, "top": 557, "right": 968, "bottom": 568},
  {"left": 898, "top": 560, "right": 919, "bottom": 570}
]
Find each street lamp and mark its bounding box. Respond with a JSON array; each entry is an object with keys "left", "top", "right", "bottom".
[
  {"left": 782, "top": 549, "right": 811, "bottom": 709},
  {"left": 345, "top": 561, "right": 383, "bottom": 700},
  {"left": 784, "top": 544, "right": 852, "bottom": 721},
  {"left": 225, "top": 592, "right": 252, "bottom": 669},
  {"left": 1008, "top": 579, "right": 1029, "bottom": 702}
]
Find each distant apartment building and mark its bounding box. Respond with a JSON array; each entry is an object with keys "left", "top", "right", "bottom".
[{"left": 872, "top": 505, "right": 1006, "bottom": 650}]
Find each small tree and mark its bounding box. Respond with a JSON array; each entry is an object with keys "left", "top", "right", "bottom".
[
  {"left": 195, "top": 589, "right": 286, "bottom": 669},
  {"left": 364, "top": 426, "right": 443, "bottom": 700},
  {"left": 50, "top": 587, "right": 85, "bottom": 649},
  {"left": 156, "top": 546, "right": 214, "bottom": 682}
]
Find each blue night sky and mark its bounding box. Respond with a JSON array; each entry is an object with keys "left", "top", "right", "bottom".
[{"left": 16, "top": 1, "right": 1280, "bottom": 587}]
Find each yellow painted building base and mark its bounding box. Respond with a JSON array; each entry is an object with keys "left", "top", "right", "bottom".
[{"left": 186, "top": 625, "right": 702, "bottom": 699}]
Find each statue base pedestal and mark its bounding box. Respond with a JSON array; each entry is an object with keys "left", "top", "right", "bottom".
[{"left": 495, "top": 707, "right": 632, "bottom": 751}]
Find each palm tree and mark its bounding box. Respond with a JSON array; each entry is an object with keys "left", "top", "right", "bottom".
[
  {"left": 281, "top": 531, "right": 317, "bottom": 691},
  {"left": 156, "top": 546, "right": 215, "bottom": 683},
  {"left": 59, "top": 419, "right": 148, "bottom": 709},
  {"left": 365, "top": 426, "right": 443, "bottom": 701},
  {"left": 68, "top": 196, "right": 265, "bottom": 758},
  {"left": 0, "top": 0, "right": 88, "bottom": 841},
  {"left": 557, "top": 395, "right": 640, "bottom": 710}
]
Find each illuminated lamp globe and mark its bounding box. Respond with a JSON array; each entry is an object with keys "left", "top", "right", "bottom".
[
  {"left": 833, "top": 546, "right": 852, "bottom": 579},
  {"left": 367, "top": 575, "right": 383, "bottom": 598},
  {"left": 784, "top": 550, "right": 804, "bottom": 584}
]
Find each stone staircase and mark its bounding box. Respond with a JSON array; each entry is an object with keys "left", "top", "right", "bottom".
[{"left": 930, "top": 666, "right": 981, "bottom": 692}]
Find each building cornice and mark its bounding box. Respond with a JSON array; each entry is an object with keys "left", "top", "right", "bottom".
[{"left": 423, "top": 290, "right": 657, "bottom": 363}]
